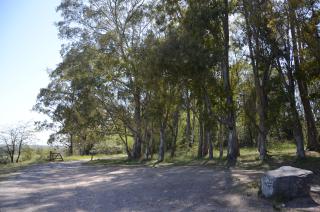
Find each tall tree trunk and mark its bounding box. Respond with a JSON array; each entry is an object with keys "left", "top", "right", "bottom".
[
  {"left": 248, "top": 126, "right": 254, "bottom": 147},
  {"left": 132, "top": 87, "right": 142, "bottom": 159},
  {"left": 223, "top": 0, "right": 238, "bottom": 166},
  {"left": 150, "top": 135, "right": 154, "bottom": 160},
  {"left": 299, "top": 81, "right": 319, "bottom": 151},
  {"left": 207, "top": 129, "right": 213, "bottom": 160},
  {"left": 5, "top": 142, "right": 14, "bottom": 163},
  {"left": 256, "top": 87, "right": 268, "bottom": 160},
  {"left": 202, "top": 96, "right": 209, "bottom": 157},
  {"left": 198, "top": 113, "right": 204, "bottom": 158},
  {"left": 124, "top": 127, "right": 132, "bottom": 160},
  {"left": 144, "top": 128, "right": 151, "bottom": 160},
  {"left": 10, "top": 153, "right": 14, "bottom": 163},
  {"left": 145, "top": 124, "right": 154, "bottom": 160},
  {"left": 69, "top": 134, "right": 73, "bottom": 156},
  {"left": 219, "top": 122, "right": 224, "bottom": 160},
  {"left": 158, "top": 108, "right": 170, "bottom": 163},
  {"left": 257, "top": 115, "right": 267, "bottom": 160},
  {"left": 204, "top": 91, "right": 214, "bottom": 160},
  {"left": 291, "top": 105, "right": 306, "bottom": 158},
  {"left": 288, "top": 1, "right": 319, "bottom": 151},
  {"left": 158, "top": 122, "right": 166, "bottom": 162},
  {"left": 243, "top": 0, "right": 269, "bottom": 160},
  {"left": 185, "top": 89, "right": 192, "bottom": 146},
  {"left": 191, "top": 104, "right": 196, "bottom": 146},
  {"left": 202, "top": 123, "right": 209, "bottom": 157},
  {"left": 276, "top": 57, "right": 306, "bottom": 158},
  {"left": 16, "top": 140, "right": 23, "bottom": 163},
  {"left": 171, "top": 106, "right": 180, "bottom": 158}
]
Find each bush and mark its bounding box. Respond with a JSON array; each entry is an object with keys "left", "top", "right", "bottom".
[
  {"left": 93, "top": 136, "right": 124, "bottom": 155},
  {"left": 36, "top": 147, "right": 51, "bottom": 160},
  {"left": 0, "top": 155, "right": 9, "bottom": 164},
  {"left": 21, "top": 146, "right": 34, "bottom": 162}
]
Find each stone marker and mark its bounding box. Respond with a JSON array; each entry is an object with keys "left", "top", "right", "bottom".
[{"left": 261, "top": 166, "right": 313, "bottom": 199}]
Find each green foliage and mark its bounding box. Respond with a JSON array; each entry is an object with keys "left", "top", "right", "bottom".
[
  {"left": 93, "top": 135, "right": 127, "bottom": 155},
  {"left": 33, "top": 0, "right": 320, "bottom": 164},
  {"left": 0, "top": 146, "right": 50, "bottom": 180},
  {"left": 20, "top": 146, "right": 34, "bottom": 162}
]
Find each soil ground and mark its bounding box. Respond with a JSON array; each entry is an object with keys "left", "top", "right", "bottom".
[{"left": 0, "top": 161, "right": 319, "bottom": 212}]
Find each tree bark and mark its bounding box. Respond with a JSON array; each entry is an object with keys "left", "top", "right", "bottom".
[
  {"left": 276, "top": 56, "right": 306, "bottom": 158},
  {"left": 10, "top": 153, "right": 14, "bottom": 163},
  {"left": 243, "top": 0, "right": 269, "bottom": 160},
  {"left": 157, "top": 107, "right": 170, "bottom": 163},
  {"left": 223, "top": 0, "right": 238, "bottom": 166},
  {"left": 158, "top": 122, "right": 166, "bottom": 162},
  {"left": 219, "top": 122, "right": 224, "bottom": 160},
  {"left": 8, "top": 147, "right": 14, "bottom": 164},
  {"left": 204, "top": 91, "right": 214, "bottom": 160},
  {"left": 198, "top": 112, "right": 204, "bottom": 158},
  {"left": 207, "top": 129, "right": 213, "bottom": 160},
  {"left": 16, "top": 140, "right": 23, "bottom": 163},
  {"left": 171, "top": 106, "right": 180, "bottom": 158},
  {"left": 4, "top": 139, "right": 14, "bottom": 163},
  {"left": 185, "top": 89, "right": 192, "bottom": 146},
  {"left": 288, "top": 0, "right": 319, "bottom": 151},
  {"left": 191, "top": 104, "right": 196, "bottom": 146},
  {"left": 291, "top": 107, "right": 306, "bottom": 158},
  {"left": 132, "top": 87, "right": 142, "bottom": 159},
  {"left": 69, "top": 134, "right": 73, "bottom": 156},
  {"left": 202, "top": 123, "right": 209, "bottom": 157}
]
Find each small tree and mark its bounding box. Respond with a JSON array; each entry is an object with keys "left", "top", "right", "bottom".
[{"left": 0, "top": 123, "right": 34, "bottom": 163}]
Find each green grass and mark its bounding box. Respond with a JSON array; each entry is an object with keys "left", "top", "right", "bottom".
[
  {"left": 64, "top": 153, "right": 135, "bottom": 162},
  {"left": 84, "top": 142, "right": 320, "bottom": 176},
  {"left": 237, "top": 142, "right": 320, "bottom": 176},
  {"left": 87, "top": 154, "right": 145, "bottom": 166},
  {"left": 2, "top": 142, "right": 319, "bottom": 183},
  {"left": 64, "top": 154, "right": 125, "bottom": 162}
]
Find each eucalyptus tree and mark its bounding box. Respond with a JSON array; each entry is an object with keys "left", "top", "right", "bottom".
[
  {"left": 222, "top": 0, "right": 239, "bottom": 165},
  {"left": 287, "top": 0, "right": 320, "bottom": 151},
  {"left": 34, "top": 59, "right": 78, "bottom": 153},
  {"left": 56, "top": 0, "right": 157, "bottom": 159},
  {"left": 241, "top": 0, "right": 275, "bottom": 160},
  {"left": 156, "top": 0, "right": 240, "bottom": 163},
  {"left": 264, "top": 0, "right": 306, "bottom": 158},
  {"left": 34, "top": 0, "right": 320, "bottom": 163},
  {"left": 34, "top": 46, "right": 108, "bottom": 154},
  {"left": 238, "top": 0, "right": 320, "bottom": 158}
]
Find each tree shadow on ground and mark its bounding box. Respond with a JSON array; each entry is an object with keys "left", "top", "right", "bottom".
[
  {"left": 0, "top": 161, "right": 276, "bottom": 212},
  {"left": 1, "top": 156, "right": 319, "bottom": 211}
]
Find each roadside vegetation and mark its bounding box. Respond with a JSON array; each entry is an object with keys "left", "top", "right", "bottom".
[
  {"left": 32, "top": 0, "right": 320, "bottom": 168},
  {"left": 0, "top": 146, "right": 49, "bottom": 180},
  {"left": 2, "top": 0, "right": 320, "bottom": 179},
  {"left": 86, "top": 142, "right": 320, "bottom": 175}
]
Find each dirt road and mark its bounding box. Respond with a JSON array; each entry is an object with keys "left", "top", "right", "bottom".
[{"left": 0, "top": 161, "right": 318, "bottom": 211}]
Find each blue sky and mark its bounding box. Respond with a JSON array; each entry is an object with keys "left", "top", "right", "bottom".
[{"left": 0, "top": 0, "right": 62, "bottom": 144}]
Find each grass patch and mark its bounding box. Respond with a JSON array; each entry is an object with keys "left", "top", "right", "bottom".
[
  {"left": 85, "top": 150, "right": 218, "bottom": 167},
  {"left": 64, "top": 154, "right": 128, "bottom": 162},
  {"left": 83, "top": 142, "right": 320, "bottom": 175},
  {"left": 0, "top": 156, "right": 47, "bottom": 181},
  {"left": 87, "top": 154, "right": 143, "bottom": 166},
  {"left": 236, "top": 143, "right": 320, "bottom": 185},
  {"left": 63, "top": 154, "right": 107, "bottom": 161}
]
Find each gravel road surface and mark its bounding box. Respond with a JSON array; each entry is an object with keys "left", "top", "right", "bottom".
[{"left": 0, "top": 161, "right": 319, "bottom": 211}]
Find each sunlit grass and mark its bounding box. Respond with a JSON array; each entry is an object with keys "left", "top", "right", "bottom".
[
  {"left": 63, "top": 154, "right": 108, "bottom": 161},
  {"left": 84, "top": 141, "right": 320, "bottom": 173},
  {"left": 236, "top": 142, "right": 320, "bottom": 173},
  {"left": 2, "top": 141, "right": 319, "bottom": 180},
  {"left": 0, "top": 155, "right": 46, "bottom": 181}
]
